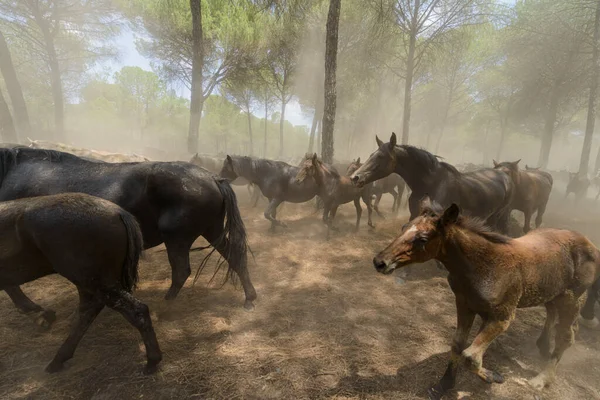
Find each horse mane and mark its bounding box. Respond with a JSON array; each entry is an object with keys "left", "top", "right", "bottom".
[
  {"left": 399, "top": 145, "right": 460, "bottom": 175},
  {"left": 425, "top": 201, "right": 511, "bottom": 244},
  {"left": 315, "top": 158, "right": 341, "bottom": 178}
]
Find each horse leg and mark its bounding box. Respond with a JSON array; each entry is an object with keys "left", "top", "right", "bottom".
[
  {"left": 407, "top": 193, "right": 420, "bottom": 220},
  {"left": 327, "top": 205, "right": 339, "bottom": 240},
  {"left": 45, "top": 288, "right": 104, "bottom": 373},
  {"left": 203, "top": 227, "right": 257, "bottom": 311},
  {"left": 461, "top": 314, "right": 514, "bottom": 384},
  {"left": 5, "top": 286, "right": 56, "bottom": 329},
  {"left": 536, "top": 302, "right": 558, "bottom": 359},
  {"left": 374, "top": 193, "right": 384, "bottom": 218},
  {"left": 353, "top": 198, "right": 362, "bottom": 232},
  {"left": 580, "top": 280, "right": 600, "bottom": 329},
  {"left": 362, "top": 193, "right": 375, "bottom": 228},
  {"left": 251, "top": 185, "right": 261, "bottom": 208},
  {"left": 389, "top": 189, "right": 398, "bottom": 213},
  {"left": 428, "top": 294, "right": 476, "bottom": 400},
  {"left": 535, "top": 201, "right": 548, "bottom": 229},
  {"left": 264, "top": 198, "right": 285, "bottom": 230},
  {"left": 104, "top": 289, "right": 162, "bottom": 374},
  {"left": 529, "top": 293, "right": 582, "bottom": 390},
  {"left": 523, "top": 209, "right": 533, "bottom": 233},
  {"left": 163, "top": 238, "right": 194, "bottom": 300}
]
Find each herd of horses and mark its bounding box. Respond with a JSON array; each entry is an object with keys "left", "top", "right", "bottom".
[{"left": 1, "top": 133, "right": 600, "bottom": 399}]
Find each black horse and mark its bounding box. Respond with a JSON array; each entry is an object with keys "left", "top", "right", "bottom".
[
  {"left": 220, "top": 155, "right": 319, "bottom": 230},
  {"left": 190, "top": 153, "right": 263, "bottom": 207},
  {"left": 350, "top": 133, "right": 514, "bottom": 232},
  {"left": 0, "top": 193, "right": 162, "bottom": 374},
  {"left": 0, "top": 147, "right": 256, "bottom": 328}
]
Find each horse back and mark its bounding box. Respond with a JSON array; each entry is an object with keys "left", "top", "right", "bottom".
[{"left": 513, "top": 229, "right": 600, "bottom": 307}]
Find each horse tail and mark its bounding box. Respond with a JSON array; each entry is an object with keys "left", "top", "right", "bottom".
[
  {"left": 118, "top": 210, "right": 143, "bottom": 292},
  {"left": 194, "top": 178, "right": 249, "bottom": 287}
]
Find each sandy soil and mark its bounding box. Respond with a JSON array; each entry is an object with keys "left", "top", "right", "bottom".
[{"left": 1, "top": 189, "right": 600, "bottom": 400}]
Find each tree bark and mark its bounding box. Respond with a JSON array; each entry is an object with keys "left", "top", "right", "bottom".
[
  {"left": 316, "top": 119, "right": 322, "bottom": 155},
  {"left": 0, "top": 89, "right": 17, "bottom": 142},
  {"left": 434, "top": 86, "right": 454, "bottom": 154},
  {"left": 0, "top": 30, "right": 29, "bottom": 141},
  {"left": 538, "top": 82, "right": 560, "bottom": 169},
  {"left": 585, "top": 0, "right": 600, "bottom": 175},
  {"left": 31, "top": 7, "right": 64, "bottom": 140},
  {"left": 279, "top": 100, "right": 286, "bottom": 158},
  {"left": 308, "top": 96, "right": 323, "bottom": 154},
  {"left": 187, "top": 0, "right": 204, "bottom": 154},
  {"left": 263, "top": 97, "right": 268, "bottom": 157},
  {"left": 401, "top": 0, "right": 420, "bottom": 145},
  {"left": 247, "top": 111, "right": 253, "bottom": 156},
  {"left": 496, "top": 118, "right": 508, "bottom": 161},
  {"left": 321, "top": 0, "right": 341, "bottom": 164}
]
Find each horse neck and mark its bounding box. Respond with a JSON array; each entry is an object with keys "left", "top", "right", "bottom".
[
  {"left": 233, "top": 157, "right": 258, "bottom": 182},
  {"left": 394, "top": 147, "right": 447, "bottom": 189},
  {"left": 437, "top": 227, "right": 499, "bottom": 282},
  {"left": 314, "top": 163, "right": 337, "bottom": 190}
]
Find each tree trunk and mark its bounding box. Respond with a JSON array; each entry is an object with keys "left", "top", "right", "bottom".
[
  {"left": 482, "top": 120, "right": 491, "bottom": 165},
  {"left": 187, "top": 0, "right": 204, "bottom": 154},
  {"left": 0, "top": 30, "right": 29, "bottom": 141},
  {"left": 496, "top": 118, "right": 508, "bottom": 161},
  {"left": 538, "top": 83, "right": 561, "bottom": 169},
  {"left": 316, "top": 119, "right": 322, "bottom": 155},
  {"left": 263, "top": 98, "right": 268, "bottom": 157},
  {"left": 585, "top": 0, "right": 600, "bottom": 175},
  {"left": 279, "top": 100, "right": 286, "bottom": 158},
  {"left": 31, "top": 9, "right": 64, "bottom": 140},
  {"left": 0, "top": 89, "right": 17, "bottom": 142},
  {"left": 247, "top": 111, "right": 253, "bottom": 156},
  {"left": 321, "top": 0, "right": 341, "bottom": 164},
  {"left": 401, "top": 0, "right": 420, "bottom": 145},
  {"left": 308, "top": 97, "right": 323, "bottom": 154},
  {"left": 434, "top": 86, "right": 454, "bottom": 154}
]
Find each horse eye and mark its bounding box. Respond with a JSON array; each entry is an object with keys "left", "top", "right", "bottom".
[{"left": 414, "top": 237, "right": 428, "bottom": 246}]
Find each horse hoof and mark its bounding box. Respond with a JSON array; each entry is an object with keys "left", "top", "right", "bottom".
[
  {"left": 528, "top": 373, "right": 550, "bottom": 390},
  {"left": 144, "top": 362, "right": 160, "bottom": 375},
  {"left": 36, "top": 310, "right": 57, "bottom": 330},
  {"left": 490, "top": 370, "right": 505, "bottom": 384},
  {"left": 427, "top": 385, "right": 444, "bottom": 400},
  {"left": 244, "top": 300, "right": 255, "bottom": 311},
  {"left": 45, "top": 360, "right": 64, "bottom": 374}
]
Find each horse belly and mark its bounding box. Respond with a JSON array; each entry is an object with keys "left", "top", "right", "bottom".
[{"left": 0, "top": 254, "right": 53, "bottom": 289}]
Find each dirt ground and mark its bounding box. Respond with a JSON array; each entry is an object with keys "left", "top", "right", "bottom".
[{"left": 2, "top": 188, "right": 600, "bottom": 400}]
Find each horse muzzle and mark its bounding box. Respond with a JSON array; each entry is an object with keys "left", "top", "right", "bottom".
[
  {"left": 373, "top": 257, "right": 397, "bottom": 275},
  {"left": 351, "top": 175, "right": 365, "bottom": 188}
]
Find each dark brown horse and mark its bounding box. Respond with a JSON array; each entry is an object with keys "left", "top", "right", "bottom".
[
  {"left": 373, "top": 197, "right": 600, "bottom": 399},
  {"left": 349, "top": 133, "right": 514, "bottom": 233},
  {"left": 493, "top": 160, "right": 553, "bottom": 233},
  {"left": 220, "top": 155, "right": 320, "bottom": 230},
  {"left": 566, "top": 172, "right": 590, "bottom": 202},
  {"left": 0, "top": 147, "right": 255, "bottom": 326},
  {"left": 347, "top": 158, "right": 406, "bottom": 216},
  {"left": 295, "top": 154, "right": 374, "bottom": 238},
  {"left": 0, "top": 193, "right": 161, "bottom": 374}
]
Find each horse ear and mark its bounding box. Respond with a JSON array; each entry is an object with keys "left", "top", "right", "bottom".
[
  {"left": 442, "top": 204, "right": 460, "bottom": 226},
  {"left": 390, "top": 132, "right": 397, "bottom": 148},
  {"left": 493, "top": 159, "right": 498, "bottom": 167},
  {"left": 226, "top": 155, "right": 233, "bottom": 164},
  {"left": 356, "top": 157, "right": 360, "bottom": 164},
  {"left": 376, "top": 135, "right": 384, "bottom": 148},
  {"left": 513, "top": 159, "right": 521, "bottom": 166},
  {"left": 418, "top": 195, "right": 432, "bottom": 213},
  {"left": 312, "top": 153, "right": 318, "bottom": 163}
]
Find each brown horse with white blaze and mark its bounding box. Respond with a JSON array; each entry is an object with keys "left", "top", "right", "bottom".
[
  {"left": 373, "top": 196, "right": 600, "bottom": 399},
  {"left": 493, "top": 160, "right": 553, "bottom": 233}
]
